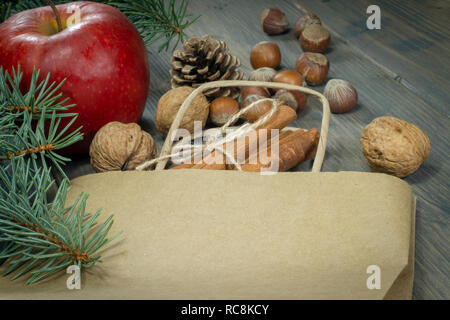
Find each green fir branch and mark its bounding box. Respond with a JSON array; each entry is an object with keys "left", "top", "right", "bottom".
[
  {"left": 0, "top": 0, "right": 200, "bottom": 51},
  {"left": 0, "top": 66, "right": 82, "bottom": 177},
  {"left": 110, "top": 0, "right": 200, "bottom": 51},
  {"left": 0, "top": 158, "right": 121, "bottom": 284},
  {"left": 0, "top": 66, "right": 120, "bottom": 284}
]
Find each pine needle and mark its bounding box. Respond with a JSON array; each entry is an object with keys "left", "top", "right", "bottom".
[{"left": 0, "top": 66, "right": 120, "bottom": 284}]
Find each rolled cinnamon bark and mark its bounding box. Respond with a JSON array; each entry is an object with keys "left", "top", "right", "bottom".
[
  {"left": 171, "top": 105, "right": 297, "bottom": 170},
  {"left": 240, "top": 128, "right": 320, "bottom": 172}
]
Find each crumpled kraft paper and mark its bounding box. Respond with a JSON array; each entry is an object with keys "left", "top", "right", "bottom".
[{"left": 0, "top": 170, "right": 415, "bottom": 299}]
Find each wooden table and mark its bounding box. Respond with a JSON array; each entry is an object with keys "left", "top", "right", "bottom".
[{"left": 64, "top": 0, "right": 450, "bottom": 299}]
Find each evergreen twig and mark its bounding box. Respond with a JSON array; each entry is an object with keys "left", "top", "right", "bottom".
[
  {"left": 0, "top": 66, "right": 82, "bottom": 177},
  {"left": 0, "top": 66, "right": 120, "bottom": 284},
  {"left": 110, "top": 0, "right": 200, "bottom": 51},
  {"left": 0, "top": 159, "right": 121, "bottom": 284}
]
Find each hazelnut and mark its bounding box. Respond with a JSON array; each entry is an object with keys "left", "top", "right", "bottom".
[
  {"left": 274, "top": 89, "right": 307, "bottom": 113},
  {"left": 293, "top": 12, "right": 321, "bottom": 38},
  {"left": 360, "top": 116, "right": 430, "bottom": 178},
  {"left": 240, "top": 86, "right": 271, "bottom": 102},
  {"left": 89, "top": 121, "right": 157, "bottom": 172},
  {"left": 241, "top": 94, "right": 273, "bottom": 123},
  {"left": 295, "top": 52, "right": 329, "bottom": 86},
  {"left": 249, "top": 67, "right": 277, "bottom": 82},
  {"left": 273, "top": 70, "right": 304, "bottom": 92},
  {"left": 156, "top": 86, "right": 209, "bottom": 135},
  {"left": 300, "top": 24, "right": 330, "bottom": 53},
  {"left": 323, "top": 79, "right": 358, "bottom": 114},
  {"left": 209, "top": 97, "right": 240, "bottom": 126},
  {"left": 261, "top": 8, "right": 289, "bottom": 35},
  {"left": 250, "top": 41, "right": 281, "bottom": 69}
]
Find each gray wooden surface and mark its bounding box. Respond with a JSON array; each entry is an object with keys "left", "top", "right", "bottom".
[{"left": 63, "top": 0, "right": 449, "bottom": 299}]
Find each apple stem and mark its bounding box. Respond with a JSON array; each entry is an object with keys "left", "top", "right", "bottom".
[{"left": 45, "top": 0, "right": 62, "bottom": 33}]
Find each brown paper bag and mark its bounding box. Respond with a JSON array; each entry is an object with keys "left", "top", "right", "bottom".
[{"left": 0, "top": 170, "right": 415, "bottom": 299}]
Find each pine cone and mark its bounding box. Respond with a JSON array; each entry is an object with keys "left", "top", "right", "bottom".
[{"left": 169, "top": 35, "right": 245, "bottom": 99}]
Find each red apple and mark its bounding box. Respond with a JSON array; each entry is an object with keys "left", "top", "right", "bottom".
[{"left": 0, "top": 1, "right": 150, "bottom": 154}]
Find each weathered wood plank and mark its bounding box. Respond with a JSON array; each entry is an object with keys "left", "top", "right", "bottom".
[
  {"left": 294, "top": 0, "right": 450, "bottom": 117},
  {"left": 62, "top": 0, "right": 449, "bottom": 299},
  {"left": 383, "top": 0, "right": 450, "bottom": 41}
]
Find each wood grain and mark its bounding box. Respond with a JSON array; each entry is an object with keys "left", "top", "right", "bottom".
[
  {"left": 60, "top": 0, "right": 449, "bottom": 299},
  {"left": 295, "top": 0, "right": 450, "bottom": 116}
]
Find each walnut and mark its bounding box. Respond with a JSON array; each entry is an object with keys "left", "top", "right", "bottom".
[
  {"left": 155, "top": 86, "right": 209, "bottom": 136},
  {"left": 89, "top": 122, "right": 157, "bottom": 172},
  {"left": 360, "top": 116, "right": 430, "bottom": 178}
]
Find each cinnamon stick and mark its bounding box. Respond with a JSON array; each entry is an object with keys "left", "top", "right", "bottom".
[
  {"left": 240, "top": 128, "right": 320, "bottom": 172},
  {"left": 235, "top": 129, "right": 295, "bottom": 168},
  {"left": 171, "top": 105, "right": 297, "bottom": 170}
]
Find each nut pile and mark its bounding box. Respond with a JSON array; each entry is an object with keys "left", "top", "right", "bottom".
[
  {"left": 251, "top": 8, "right": 429, "bottom": 177},
  {"left": 88, "top": 7, "right": 431, "bottom": 178},
  {"left": 252, "top": 9, "right": 358, "bottom": 115}
]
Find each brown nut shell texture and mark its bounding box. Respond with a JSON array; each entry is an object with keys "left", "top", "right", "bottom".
[
  {"left": 360, "top": 116, "right": 430, "bottom": 178},
  {"left": 156, "top": 86, "right": 209, "bottom": 135},
  {"left": 300, "top": 24, "right": 330, "bottom": 53},
  {"left": 90, "top": 122, "right": 157, "bottom": 172},
  {"left": 293, "top": 12, "right": 321, "bottom": 38},
  {"left": 261, "top": 8, "right": 289, "bottom": 35}
]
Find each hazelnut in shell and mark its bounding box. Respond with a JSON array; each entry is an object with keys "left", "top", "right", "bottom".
[
  {"left": 261, "top": 8, "right": 289, "bottom": 35},
  {"left": 273, "top": 70, "right": 304, "bottom": 92},
  {"left": 249, "top": 67, "right": 277, "bottom": 82},
  {"left": 300, "top": 24, "right": 330, "bottom": 53},
  {"left": 293, "top": 12, "right": 321, "bottom": 38},
  {"left": 241, "top": 94, "right": 273, "bottom": 123},
  {"left": 250, "top": 41, "right": 281, "bottom": 69},
  {"left": 89, "top": 121, "right": 157, "bottom": 172},
  {"left": 274, "top": 89, "right": 307, "bottom": 113},
  {"left": 156, "top": 86, "right": 209, "bottom": 135},
  {"left": 360, "top": 116, "right": 430, "bottom": 178},
  {"left": 209, "top": 97, "right": 240, "bottom": 126},
  {"left": 240, "top": 86, "right": 271, "bottom": 103},
  {"left": 323, "top": 79, "right": 358, "bottom": 114},
  {"left": 295, "top": 52, "right": 329, "bottom": 86}
]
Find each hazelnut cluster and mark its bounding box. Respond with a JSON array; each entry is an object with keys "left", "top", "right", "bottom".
[
  {"left": 259, "top": 9, "right": 331, "bottom": 53},
  {"left": 253, "top": 7, "right": 430, "bottom": 179},
  {"left": 251, "top": 9, "right": 358, "bottom": 114},
  {"left": 240, "top": 67, "right": 308, "bottom": 121},
  {"left": 207, "top": 67, "right": 310, "bottom": 125}
]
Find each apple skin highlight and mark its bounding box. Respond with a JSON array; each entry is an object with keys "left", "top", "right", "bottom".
[{"left": 0, "top": 1, "right": 150, "bottom": 154}]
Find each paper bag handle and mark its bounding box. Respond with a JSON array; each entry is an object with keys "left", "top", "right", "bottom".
[{"left": 155, "top": 80, "right": 330, "bottom": 173}]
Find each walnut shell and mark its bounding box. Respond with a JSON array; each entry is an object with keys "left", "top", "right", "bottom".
[
  {"left": 360, "top": 116, "right": 430, "bottom": 178},
  {"left": 156, "top": 86, "right": 209, "bottom": 136},
  {"left": 90, "top": 122, "right": 157, "bottom": 172}
]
